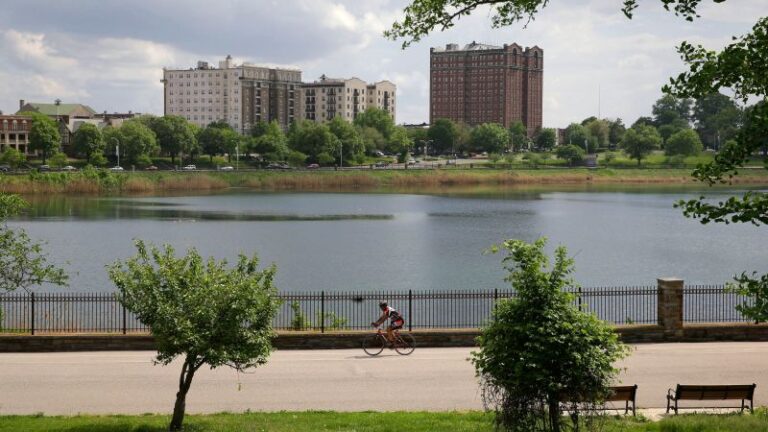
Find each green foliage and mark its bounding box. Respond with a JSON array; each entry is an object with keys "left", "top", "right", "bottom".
[
  {"left": 150, "top": 116, "right": 198, "bottom": 163},
  {"left": 353, "top": 108, "right": 395, "bottom": 139},
  {"left": 387, "top": 126, "right": 413, "bottom": 155},
  {"left": 0, "top": 147, "right": 26, "bottom": 169},
  {"left": 287, "top": 150, "right": 308, "bottom": 167},
  {"left": 428, "top": 118, "right": 460, "bottom": 154},
  {"left": 29, "top": 113, "right": 60, "bottom": 164},
  {"left": 108, "top": 241, "right": 280, "bottom": 431},
  {"left": 534, "top": 128, "right": 557, "bottom": 151},
  {"left": 508, "top": 121, "right": 529, "bottom": 152},
  {"left": 72, "top": 123, "right": 105, "bottom": 164},
  {"left": 470, "top": 123, "right": 510, "bottom": 154},
  {"left": 290, "top": 301, "right": 312, "bottom": 330},
  {"left": 692, "top": 92, "right": 743, "bottom": 150},
  {"left": 621, "top": 124, "right": 661, "bottom": 165},
  {"left": 652, "top": 94, "right": 692, "bottom": 127},
  {"left": 199, "top": 121, "right": 238, "bottom": 162},
  {"left": 328, "top": 116, "right": 365, "bottom": 164},
  {"left": 0, "top": 194, "right": 68, "bottom": 296},
  {"left": 665, "top": 128, "right": 703, "bottom": 156},
  {"left": 108, "top": 119, "right": 160, "bottom": 166},
  {"left": 472, "top": 238, "right": 628, "bottom": 432},
  {"left": 584, "top": 120, "right": 610, "bottom": 149},
  {"left": 287, "top": 120, "right": 340, "bottom": 163},
  {"left": 250, "top": 121, "right": 289, "bottom": 161},
  {"left": 555, "top": 144, "right": 585, "bottom": 167},
  {"left": 608, "top": 119, "right": 626, "bottom": 146},
  {"left": 563, "top": 123, "right": 590, "bottom": 151},
  {"left": 47, "top": 152, "right": 68, "bottom": 169},
  {"left": 728, "top": 272, "right": 768, "bottom": 323}
]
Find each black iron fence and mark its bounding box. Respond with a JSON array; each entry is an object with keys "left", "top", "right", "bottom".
[{"left": 0, "top": 285, "right": 751, "bottom": 335}]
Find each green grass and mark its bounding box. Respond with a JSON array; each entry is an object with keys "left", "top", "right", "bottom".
[{"left": 0, "top": 411, "right": 765, "bottom": 432}]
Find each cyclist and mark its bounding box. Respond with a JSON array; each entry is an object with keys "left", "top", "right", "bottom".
[{"left": 371, "top": 301, "right": 405, "bottom": 344}]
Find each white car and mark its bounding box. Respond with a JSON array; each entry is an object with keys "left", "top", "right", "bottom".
[
  {"left": 61, "top": 165, "right": 77, "bottom": 171},
  {"left": 109, "top": 166, "right": 124, "bottom": 171},
  {"left": 182, "top": 165, "right": 197, "bottom": 171},
  {"left": 220, "top": 166, "right": 234, "bottom": 171}
]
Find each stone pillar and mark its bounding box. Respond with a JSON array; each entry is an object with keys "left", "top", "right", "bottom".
[{"left": 658, "top": 278, "right": 684, "bottom": 335}]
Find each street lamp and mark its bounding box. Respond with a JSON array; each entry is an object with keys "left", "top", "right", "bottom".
[{"left": 54, "top": 99, "right": 62, "bottom": 152}]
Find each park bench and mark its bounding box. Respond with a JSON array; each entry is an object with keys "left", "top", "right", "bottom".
[
  {"left": 562, "top": 385, "right": 638, "bottom": 416},
  {"left": 605, "top": 385, "right": 638, "bottom": 416},
  {"left": 666, "top": 384, "right": 756, "bottom": 414}
]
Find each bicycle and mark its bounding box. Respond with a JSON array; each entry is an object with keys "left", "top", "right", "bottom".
[{"left": 362, "top": 327, "right": 416, "bottom": 356}]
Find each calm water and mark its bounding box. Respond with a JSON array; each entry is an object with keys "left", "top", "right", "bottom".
[{"left": 8, "top": 187, "right": 768, "bottom": 292}]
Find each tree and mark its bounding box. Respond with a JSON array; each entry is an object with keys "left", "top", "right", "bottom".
[
  {"left": 556, "top": 144, "right": 585, "bottom": 167},
  {"left": 470, "top": 123, "right": 510, "bottom": 154},
  {"left": 287, "top": 120, "right": 339, "bottom": 163},
  {"left": 29, "top": 113, "right": 60, "bottom": 164},
  {"left": 107, "top": 119, "right": 159, "bottom": 166},
  {"left": 353, "top": 108, "right": 395, "bottom": 139},
  {"left": 692, "top": 92, "right": 742, "bottom": 150},
  {"left": 508, "top": 120, "right": 528, "bottom": 152},
  {"left": 48, "top": 151, "right": 68, "bottom": 168},
  {"left": 584, "top": 120, "right": 610, "bottom": 149},
  {"left": 0, "top": 194, "right": 68, "bottom": 295},
  {"left": 652, "top": 94, "right": 692, "bottom": 127},
  {"left": 328, "top": 116, "right": 365, "bottom": 165},
  {"left": 563, "top": 123, "right": 591, "bottom": 151},
  {"left": 534, "top": 128, "right": 557, "bottom": 151},
  {"left": 427, "top": 118, "right": 460, "bottom": 155},
  {"left": 108, "top": 241, "right": 280, "bottom": 431},
  {"left": 151, "top": 116, "right": 198, "bottom": 165},
  {"left": 472, "top": 238, "right": 627, "bottom": 432},
  {"left": 386, "top": 126, "right": 413, "bottom": 156},
  {"left": 665, "top": 128, "right": 703, "bottom": 156},
  {"left": 0, "top": 147, "right": 26, "bottom": 169},
  {"left": 608, "top": 119, "right": 626, "bottom": 147},
  {"left": 631, "top": 116, "right": 654, "bottom": 129},
  {"left": 199, "top": 121, "right": 238, "bottom": 163},
  {"left": 621, "top": 124, "right": 661, "bottom": 166},
  {"left": 72, "top": 123, "right": 105, "bottom": 164},
  {"left": 249, "top": 121, "right": 289, "bottom": 162}
]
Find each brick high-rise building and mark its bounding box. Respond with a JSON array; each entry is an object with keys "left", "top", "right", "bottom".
[{"left": 430, "top": 42, "right": 543, "bottom": 136}]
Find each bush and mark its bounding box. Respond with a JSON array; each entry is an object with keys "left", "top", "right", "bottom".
[
  {"left": 472, "top": 238, "right": 628, "bottom": 432},
  {"left": 555, "top": 145, "right": 585, "bottom": 167}
]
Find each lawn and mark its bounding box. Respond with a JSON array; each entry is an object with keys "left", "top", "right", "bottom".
[{"left": 0, "top": 410, "right": 766, "bottom": 432}]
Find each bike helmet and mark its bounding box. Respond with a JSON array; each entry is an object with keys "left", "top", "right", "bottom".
[{"left": 379, "top": 301, "right": 388, "bottom": 308}]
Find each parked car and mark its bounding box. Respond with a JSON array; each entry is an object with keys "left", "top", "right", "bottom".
[
  {"left": 0, "top": 165, "right": 10, "bottom": 173},
  {"left": 109, "top": 166, "right": 124, "bottom": 171},
  {"left": 145, "top": 165, "right": 158, "bottom": 171},
  {"left": 306, "top": 163, "right": 320, "bottom": 169},
  {"left": 61, "top": 165, "right": 77, "bottom": 172},
  {"left": 182, "top": 165, "right": 197, "bottom": 171},
  {"left": 39, "top": 165, "right": 51, "bottom": 172},
  {"left": 374, "top": 161, "right": 388, "bottom": 168},
  {"left": 266, "top": 163, "right": 290, "bottom": 170},
  {"left": 220, "top": 166, "right": 234, "bottom": 171}
]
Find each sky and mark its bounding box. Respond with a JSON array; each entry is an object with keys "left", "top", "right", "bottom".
[{"left": 0, "top": 0, "right": 765, "bottom": 128}]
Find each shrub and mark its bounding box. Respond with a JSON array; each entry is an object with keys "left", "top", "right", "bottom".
[{"left": 472, "top": 238, "right": 628, "bottom": 432}]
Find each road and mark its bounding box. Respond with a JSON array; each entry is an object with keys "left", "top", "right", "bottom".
[{"left": 0, "top": 342, "right": 766, "bottom": 415}]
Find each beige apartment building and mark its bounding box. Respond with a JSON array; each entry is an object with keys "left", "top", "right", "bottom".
[
  {"left": 162, "top": 56, "right": 302, "bottom": 133},
  {"left": 300, "top": 76, "right": 396, "bottom": 123}
]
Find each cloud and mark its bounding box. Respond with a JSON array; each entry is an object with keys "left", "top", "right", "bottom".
[{"left": 0, "top": 0, "right": 765, "bottom": 125}]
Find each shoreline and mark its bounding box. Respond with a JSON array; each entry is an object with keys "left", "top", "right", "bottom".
[{"left": 1, "top": 168, "right": 767, "bottom": 195}]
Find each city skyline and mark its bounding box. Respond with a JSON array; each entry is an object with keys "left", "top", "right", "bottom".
[{"left": 0, "top": 0, "right": 764, "bottom": 127}]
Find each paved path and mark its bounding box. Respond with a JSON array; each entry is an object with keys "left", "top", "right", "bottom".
[{"left": 0, "top": 342, "right": 766, "bottom": 415}]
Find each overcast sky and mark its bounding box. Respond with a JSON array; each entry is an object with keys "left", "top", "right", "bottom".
[{"left": 0, "top": 0, "right": 764, "bottom": 127}]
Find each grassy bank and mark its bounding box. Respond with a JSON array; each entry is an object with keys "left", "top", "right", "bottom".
[
  {"left": 1, "top": 410, "right": 766, "bottom": 432},
  {"left": 1, "top": 167, "right": 768, "bottom": 195}
]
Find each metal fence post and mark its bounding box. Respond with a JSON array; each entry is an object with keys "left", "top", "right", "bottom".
[
  {"left": 320, "top": 291, "right": 325, "bottom": 334},
  {"left": 30, "top": 292, "right": 35, "bottom": 335},
  {"left": 578, "top": 287, "right": 583, "bottom": 310},
  {"left": 408, "top": 290, "right": 413, "bottom": 332},
  {"left": 122, "top": 302, "right": 127, "bottom": 335}
]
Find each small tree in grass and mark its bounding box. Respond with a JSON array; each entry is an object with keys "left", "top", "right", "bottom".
[
  {"left": 108, "top": 241, "right": 280, "bottom": 431},
  {"left": 472, "top": 238, "right": 628, "bottom": 432}
]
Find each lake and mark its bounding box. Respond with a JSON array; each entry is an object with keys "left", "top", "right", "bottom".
[{"left": 8, "top": 186, "right": 768, "bottom": 293}]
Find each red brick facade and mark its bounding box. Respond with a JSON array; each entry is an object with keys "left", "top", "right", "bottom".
[{"left": 430, "top": 42, "right": 543, "bottom": 136}]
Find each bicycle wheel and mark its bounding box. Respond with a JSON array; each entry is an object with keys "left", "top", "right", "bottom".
[
  {"left": 362, "top": 334, "right": 386, "bottom": 356},
  {"left": 394, "top": 333, "right": 416, "bottom": 355}
]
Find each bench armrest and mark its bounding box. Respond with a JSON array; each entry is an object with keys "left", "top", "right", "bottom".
[{"left": 667, "top": 388, "right": 675, "bottom": 400}]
